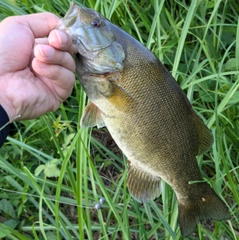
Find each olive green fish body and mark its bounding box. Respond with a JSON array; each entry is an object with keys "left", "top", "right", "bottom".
[
  {"left": 58, "top": 3, "right": 230, "bottom": 237},
  {"left": 75, "top": 15, "right": 209, "bottom": 199}
]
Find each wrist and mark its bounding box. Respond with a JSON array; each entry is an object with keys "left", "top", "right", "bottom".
[
  {"left": 0, "top": 104, "right": 10, "bottom": 147},
  {"left": 0, "top": 99, "right": 19, "bottom": 122}
]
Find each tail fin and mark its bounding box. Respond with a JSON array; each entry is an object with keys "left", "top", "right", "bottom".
[{"left": 178, "top": 191, "right": 230, "bottom": 237}]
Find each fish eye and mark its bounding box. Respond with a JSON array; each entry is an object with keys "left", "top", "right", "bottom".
[{"left": 91, "top": 18, "right": 102, "bottom": 28}]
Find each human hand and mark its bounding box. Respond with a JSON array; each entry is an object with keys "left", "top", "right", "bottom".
[{"left": 0, "top": 12, "right": 77, "bottom": 121}]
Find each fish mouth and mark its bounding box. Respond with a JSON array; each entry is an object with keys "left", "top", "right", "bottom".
[
  {"left": 76, "top": 39, "right": 124, "bottom": 76},
  {"left": 89, "top": 72, "right": 111, "bottom": 77}
]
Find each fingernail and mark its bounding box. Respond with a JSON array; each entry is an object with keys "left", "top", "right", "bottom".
[
  {"left": 38, "top": 45, "right": 55, "bottom": 57},
  {"left": 55, "top": 30, "right": 67, "bottom": 45}
]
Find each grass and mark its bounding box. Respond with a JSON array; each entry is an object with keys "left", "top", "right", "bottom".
[{"left": 0, "top": 0, "right": 239, "bottom": 239}]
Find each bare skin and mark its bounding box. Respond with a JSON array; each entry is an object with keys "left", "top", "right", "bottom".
[{"left": 0, "top": 12, "right": 78, "bottom": 121}]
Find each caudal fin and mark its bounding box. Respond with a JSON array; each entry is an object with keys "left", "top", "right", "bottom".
[{"left": 178, "top": 192, "right": 230, "bottom": 237}]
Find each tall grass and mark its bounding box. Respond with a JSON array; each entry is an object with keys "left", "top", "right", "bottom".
[{"left": 0, "top": 0, "right": 238, "bottom": 239}]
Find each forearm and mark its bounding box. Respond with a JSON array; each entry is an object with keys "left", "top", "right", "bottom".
[{"left": 0, "top": 105, "right": 10, "bottom": 147}]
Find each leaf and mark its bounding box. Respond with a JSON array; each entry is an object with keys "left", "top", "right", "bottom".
[
  {"left": 44, "top": 159, "right": 61, "bottom": 178},
  {"left": 225, "top": 58, "right": 239, "bottom": 71},
  {"left": 0, "top": 199, "right": 16, "bottom": 218},
  {"left": 34, "top": 165, "right": 46, "bottom": 177},
  {"left": 65, "top": 133, "right": 75, "bottom": 147},
  {"left": 45, "top": 231, "right": 57, "bottom": 240},
  {"left": 227, "top": 91, "right": 239, "bottom": 104},
  {"left": 35, "top": 160, "right": 61, "bottom": 178},
  {"left": 4, "top": 219, "right": 19, "bottom": 229}
]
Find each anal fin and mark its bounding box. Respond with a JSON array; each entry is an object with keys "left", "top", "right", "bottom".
[
  {"left": 80, "top": 101, "right": 105, "bottom": 128},
  {"left": 127, "top": 161, "right": 162, "bottom": 203}
]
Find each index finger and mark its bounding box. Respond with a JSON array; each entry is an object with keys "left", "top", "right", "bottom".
[{"left": 20, "top": 12, "right": 60, "bottom": 38}]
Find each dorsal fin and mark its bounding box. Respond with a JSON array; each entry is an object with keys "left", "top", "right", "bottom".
[
  {"left": 80, "top": 101, "right": 105, "bottom": 128},
  {"left": 127, "top": 161, "right": 162, "bottom": 203},
  {"left": 193, "top": 115, "right": 213, "bottom": 155}
]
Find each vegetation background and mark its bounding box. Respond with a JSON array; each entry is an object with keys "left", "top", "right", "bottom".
[{"left": 0, "top": 0, "right": 238, "bottom": 239}]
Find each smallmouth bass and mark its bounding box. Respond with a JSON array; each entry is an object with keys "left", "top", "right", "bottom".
[{"left": 58, "top": 3, "right": 230, "bottom": 237}]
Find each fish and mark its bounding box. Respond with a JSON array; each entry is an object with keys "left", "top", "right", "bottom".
[{"left": 57, "top": 2, "right": 230, "bottom": 237}]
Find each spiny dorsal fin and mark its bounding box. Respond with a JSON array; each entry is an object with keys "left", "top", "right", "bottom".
[
  {"left": 193, "top": 115, "right": 213, "bottom": 155},
  {"left": 127, "top": 161, "right": 162, "bottom": 203},
  {"left": 80, "top": 101, "right": 105, "bottom": 128}
]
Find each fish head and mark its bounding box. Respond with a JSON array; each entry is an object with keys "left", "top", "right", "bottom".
[
  {"left": 57, "top": 3, "right": 113, "bottom": 50},
  {"left": 57, "top": 2, "right": 125, "bottom": 75}
]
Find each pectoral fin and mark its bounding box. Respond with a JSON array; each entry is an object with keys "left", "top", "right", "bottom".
[
  {"left": 127, "top": 161, "right": 162, "bottom": 203},
  {"left": 92, "top": 72, "right": 134, "bottom": 111},
  {"left": 80, "top": 101, "right": 105, "bottom": 128},
  {"left": 101, "top": 76, "right": 134, "bottom": 112}
]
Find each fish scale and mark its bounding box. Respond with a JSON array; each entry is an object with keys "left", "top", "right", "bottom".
[{"left": 57, "top": 2, "right": 230, "bottom": 237}]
